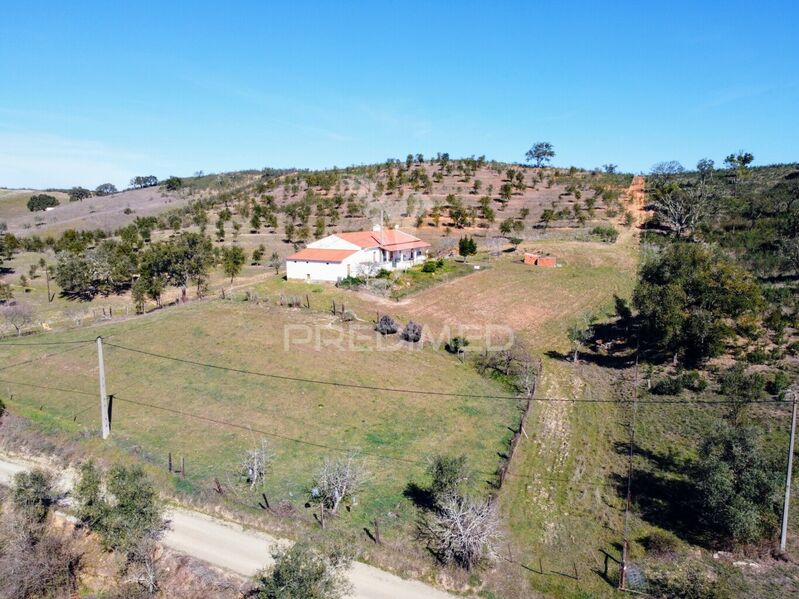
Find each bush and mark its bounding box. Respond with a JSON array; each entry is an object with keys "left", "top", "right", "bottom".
[
  {"left": 340, "top": 310, "right": 356, "bottom": 322},
  {"left": 445, "top": 336, "right": 470, "bottom": 354},
  {"left": 767, "top": 370, "right": 791, "bottom": 398},
  {"left": 680, "top": 370, "right": 708, "bottom": 392},
  {"left": 745, "top": 348, "right": 769, "bottom": 364},
  {"left": 254, "top": 541, "right": 353, "bottom": 599},
  {"left": 375, "top": 314, "right": 398, "bottom": 335},
  {"left": 641, "top": 560, "right": 733, "bottom": 599},
  {"left": 640, "top": 530, "right": 680, "bottom": 556},
  {"left": 376, "top": 268, "right": 391, "bottom": 279},
  {"left": 421, "top": 260, "right": 438, "bottom": 273},
  {"left": 590, "top": 225, "right": 619, "bottom": 243},
  {"left": 27, "top": 194, "right": 59, "bottom": 212},
  {"left": 337, "top": 275, "right": 364, "bottom": 288},
  {"left": 651, "top": 376, "right": 684, "bottom": 395},
  {"left": 401, "top": 320, "right": 423, "bottom": 342}
]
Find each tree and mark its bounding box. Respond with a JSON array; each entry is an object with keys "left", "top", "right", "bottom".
[
  {"left": 458, "top": 236, "right": 477, "bottom": 259},
  {"left": 650, "top": 181, "right": 711, "bottom": 238},
  {"left": 130, "top": 175, "right": 158, "bottom": 189},
  {"left": 401, "top": 320, "right": 423, "bottom": 342},
  {"left": 696, "top": 423, "right": 781, "bottom": 545},
  {"left": 254, "top": 542, "right": 353, "bottom": 599},
  {"left": 27, "top": 193, "right": 59, "bottom": 212},
  {"left": 242, "top": 438, "right": 274, "bottom": 491},
  {"left": 310, "top": 453, "right": 365, "bottom": 514},
  {"left": 420, "top": 493, "right": 500, "bottom": 570},
  {"left": 375, "top": 314, "right": 398, "bottom": 335},
  {"left": 567, "top": 311, "right": 595, "bottom": 363},
  {"left": 499, "top": 183, "right": 513, "bottom": 203},
  {"left": 268, "top": 251, "right": 281, "bottom": 275},
  {"left": 2, "top": 301, "right": 35, "bottom": 336},
  {"left": 171, "top": 232, "right": 214, "bottom": 299},
  {"left": 427, "top": 454, "right": 471, "bottom": 503},
  {"left": 68, "top": 187, "right": 92, "bottom": 202},
  {"left": 11, "top": 469, "right": 55, "bottom": 525},
  {"left": 163, "top": 176, "right": 183, "bottom": 191},
  {"left": 633, "top": 243, "right": 763, "bottom": 365},
  {"left": 539, "top": 208, "right": 556, "bottom": 229},
  {"left": 718, "top": 362, "right": 765, "bottom": 425},
  {"left": 74, "top": 463, "right": 166, "bottom": 553},
  {"left": 525, "top": 142, "right": 555, "bottom": 167},
  {"left": 602, "top": 164, "right": 618, "bottom": 174},
  {"left": 696, "top": 158, "right": 715, "bottom": 181},
  {"left": 650, "top": 161, "right": 685, "bottom": 182},
  {"left": 724, "top": 151, "right": 754, "bottom": 172},
  {"left": 499, "top": 218, "right": 514, "bottom": 235},
  {"left": 221, "top": 245, "right": 246, "bottom": 284},
  {"left": 1, "top": 470, "right": 80, "bottom": 599},
  {"left": 95, "top": 182, "right": 118, "bottom": 196}
]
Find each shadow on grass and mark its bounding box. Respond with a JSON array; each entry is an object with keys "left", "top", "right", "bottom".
[
  {"left": 403, "top": 482, "right": 436, "bottom": 511},
  {"left": 611, "top": 441, "right": 715, "bottom": 547}
]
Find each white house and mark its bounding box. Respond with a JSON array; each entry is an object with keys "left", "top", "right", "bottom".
[{"left": 286, "top": 225, "right": 430, "bottom": 282}]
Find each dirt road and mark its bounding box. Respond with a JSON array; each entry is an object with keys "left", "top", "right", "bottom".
[{"left": 0, "top": 454, "right": 456, "bottom": 599}]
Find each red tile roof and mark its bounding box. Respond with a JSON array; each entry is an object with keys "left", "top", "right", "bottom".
[
  {"left": 286, "top": 248, "right": 358, "bottom": 262},
  {"left": 336, "top": 229, "right": 430, "bottom": 250}
]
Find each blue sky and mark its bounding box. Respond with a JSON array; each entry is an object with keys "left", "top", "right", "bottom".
[{"left": 1, "top": 1, "right": 797, "bottom": 189}]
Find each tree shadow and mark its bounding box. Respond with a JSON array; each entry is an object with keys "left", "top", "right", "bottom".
[
  {"left": 403, "top": 482, "right": 436, "bottom": 511},
  {"left": 611, "top": 441, "right": 712, "bottom": 546}
]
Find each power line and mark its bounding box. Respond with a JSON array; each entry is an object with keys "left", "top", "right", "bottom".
[
  {"left": 0, "top": 339, "right": 95, "bottom": 347},
  {"left": 0, "top": 377, "right": 96, "bottom": 397},
  {"left": 103, "top": 341, "right": 786, "bottom": 406},
  {"left": 0, "top": 342, "right": 90, "bottom": 373}
]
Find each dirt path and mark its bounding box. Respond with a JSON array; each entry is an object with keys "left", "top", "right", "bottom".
[
  {"left": 617, "top": 175, "right": 648, "bottom": 244},
  {"left": 0, "top": 453, "right": 456, "bottom": 599}
]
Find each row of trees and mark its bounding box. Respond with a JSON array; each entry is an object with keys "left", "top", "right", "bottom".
[{"left": 54, "top": 231, "right": 247, "bottom": 306}]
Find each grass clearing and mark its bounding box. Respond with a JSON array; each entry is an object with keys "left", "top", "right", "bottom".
[{"left": 0, "top": 299, "right": 517, "bottom": 543}]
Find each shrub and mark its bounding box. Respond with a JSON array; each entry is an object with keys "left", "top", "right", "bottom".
[
  {"left": 590, "top": 225, "right": 619, "bottom": 243},
  {"left": 445, "top": 336, "right": 470, "bottom": 354},
  {"left": 337, "top": 275, "right": 364, "bottom": 288},
  {"left": 640, "top": 530, "right": 680, "bottom": 556},
  {"left": 27, "top": 194, "right": 59, "bottom": 212},
  {"left": 254, "top": 541, "right": 353, "bottom": 599},
  {"left": 745, "top": 348, "right": 769, "bottom": 364},
  {"left": 340, "top": 310, "right": 356, "bottom": 322},
  {"left": 375, "top": 314, "right": 398, "bottom": 335},
  {"left": 401, "top": 320, "right": 423, "bottom": 342},
  {"left": 421, "top": 260, "right": 438, "bottom": 273},
  {"left": 767, "top": 370, "right": 791, "bottom": 398},
  {"left": 680, "top": 371, "right": 708, "bottom": 392},
  {"left": 651, "top": 376, "right": 684, "bottom": 395},
  {"left": 376, "top": 268, "right": 391, "bottom": 279}
]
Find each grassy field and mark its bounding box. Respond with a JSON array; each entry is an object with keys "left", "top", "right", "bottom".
[{"left": 0, "top": 299, "right": 517, "bottom": 543}]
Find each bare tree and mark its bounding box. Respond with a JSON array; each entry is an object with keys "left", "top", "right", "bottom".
[
  {"left": 242, "top": 438, "right": 274, "bottom": 490},
  {"left": 420, "top": 493, "right": 501, "bottom": 570},
  {"left": 311, "top": 453, "right": 366, "bottom": 514},
  {"left": 2, "top": 302, "right": 35, "bottom": 336},
  {"left": 124, "top": 537, "right": 162, "bottom": 596},
  {"left": 650, "top": 181, "right": 710, "bottom": 238},
  {"left": 358, "top": 261, "right": 380, "bottom": 282}
]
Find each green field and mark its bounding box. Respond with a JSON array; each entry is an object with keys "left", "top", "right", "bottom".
[{"left": 0, "top": 299, "right": 517, "bottom": 543}]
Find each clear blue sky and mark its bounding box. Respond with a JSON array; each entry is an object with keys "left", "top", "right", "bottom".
[{"left": 1, "top": 1, "right": 797, "bottom": 189}]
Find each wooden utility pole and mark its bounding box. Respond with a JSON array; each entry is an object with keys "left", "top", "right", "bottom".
[
  {"left": 619, "top": 345, "right": 640, "bottom": 590},
  {"left": 45, "top": 267, "right": 53, "bottom": 303},
  {"left": 96, "top": 336, "right": 110, "bottom": 439},
  {"left": 780, "top": 386, "right": 798, "bottom": 552}
]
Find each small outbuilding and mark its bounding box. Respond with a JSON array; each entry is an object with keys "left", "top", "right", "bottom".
[{"left": 523, "top": 252, "right": 557, "bottom": 268}]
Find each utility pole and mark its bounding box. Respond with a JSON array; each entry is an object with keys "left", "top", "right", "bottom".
[
  {"left": 780, "top": 386, "right": 798, "bottom": 552},
  {"left": 45, "top": 266, "right": 52, "bottom": 303},
  {"left": 619, "top": 339, "right": 640, "bottom": 590},
  {"left": 96, "top": 336, "right": 110, "bottom": 439}
]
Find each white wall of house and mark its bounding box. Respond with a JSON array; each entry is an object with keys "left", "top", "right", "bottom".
[{"left": 286, "top": 252, "right": 365, "bottom": 282}]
